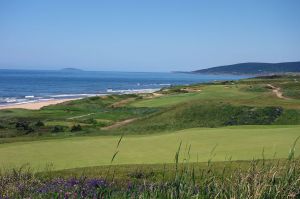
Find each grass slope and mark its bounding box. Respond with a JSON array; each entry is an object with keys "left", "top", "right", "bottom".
[
  {"left": 0, "top": 95, "right": 158, "bottom": 140},
  {"left": 131, "top": 84, "right": 300, "bottom": 109},
  {"left": 1, "top": 75, "right": 300, "bottom": 142},
  {"left": 119, "top": 102, "right": 300, "bottom": 134},
  {"left": 0, "top": 125, "right": 299, "bottom": 171}
]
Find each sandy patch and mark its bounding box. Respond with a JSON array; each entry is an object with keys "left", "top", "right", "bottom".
[
  {"left": 266, "top": 84, "right": 288, "bottom": 99},
  {"left": 101, "top": 118, "right": 137, "bottom": 130}
]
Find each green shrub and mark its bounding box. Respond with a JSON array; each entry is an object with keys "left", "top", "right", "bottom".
[
  {"left": 275, "top": 109, "right": 300, "bottom": 124},
  {"left": 15, "top": 121, "right": 34, "bottom": 134},
  {"left": 52, "top": 125, "right": 64, "bottom": 133},
  {"left": 71, "top": 124, "right": 82, "bottom": 132},
  {"left": 82, "top": 118, "right": 97, "bottom": 125},
  {"left": 15, "top": 121, "right": 30, "bottom": 130},
  {"left": 35, "top": 120, "right": 45, "bottom": 127},
  {"left": 241, "top": 85, "right": 269, "bottom": 92}
]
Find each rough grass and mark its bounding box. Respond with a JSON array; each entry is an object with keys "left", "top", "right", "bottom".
[
  {"left": 0, "top": 95, "right": 159, "bottom": 140},
  {"left": 118, "top": 102, "right": 298, "bottom": 134},
  {"left": 1, "top": 150, "right": 300, "bottom": 198},
  {"left": 0, "top": 125, "right": 299, "bottom": 171},
  {"left": 131, "top": 84, "right": 300, "bottom": 109}
]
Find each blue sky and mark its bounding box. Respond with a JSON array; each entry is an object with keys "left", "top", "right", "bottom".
[{"left": 0, "top": 0, "right": 300, "bottom": 72}]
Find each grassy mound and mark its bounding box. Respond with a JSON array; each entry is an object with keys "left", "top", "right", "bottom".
[{"left": 119, "top": 102, "right": 300, "bottom": 134}]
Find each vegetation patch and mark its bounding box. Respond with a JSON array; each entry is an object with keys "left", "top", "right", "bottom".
[
  {"left": 120, "top": 102, "right": 287, "bottom": 133},
  {"left": 1, "top": 149, "right": 299, "bottom": 198}
]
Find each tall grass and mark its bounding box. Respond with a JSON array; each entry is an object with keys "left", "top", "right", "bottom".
[{"left": 1, "top": 138, "right": 299, "bottom": 198}]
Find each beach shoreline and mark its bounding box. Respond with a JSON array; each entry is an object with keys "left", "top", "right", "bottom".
[
  {"left": 0, "top": 88, "right": 162, "bottom": 111},
  {"left": 0, "top": 98, "right": 79, "bottom": 110}
]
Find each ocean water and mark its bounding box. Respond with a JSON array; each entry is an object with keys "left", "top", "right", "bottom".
[{"left": 0, "top": 69, "right": 248, "bottom": 106}]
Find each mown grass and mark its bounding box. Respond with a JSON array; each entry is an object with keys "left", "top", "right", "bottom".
[
  {"left": 131, "top": 82, "right": 300, "bottom": 109},
  {"left": 131, "top": 85, "right": 252, "bottom": 107},
  {"left": 0, "top": 125, "right": 299, "bottom": 171}
]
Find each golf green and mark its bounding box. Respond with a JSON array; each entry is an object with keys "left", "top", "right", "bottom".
[{"left": 0, "top": 125, "right": 299, "bottom": 171}]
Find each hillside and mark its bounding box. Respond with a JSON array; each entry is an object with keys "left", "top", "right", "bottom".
[
  {"left": 1, "top": 75, "right": 300, "bottom": 140},
  {"left": 193, "top": 61, "right": 300, "bottom": 75}
]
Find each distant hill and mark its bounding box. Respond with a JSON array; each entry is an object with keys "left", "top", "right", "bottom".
[{"left": 192, "top": 61, "right": 300, "bottom": 75}]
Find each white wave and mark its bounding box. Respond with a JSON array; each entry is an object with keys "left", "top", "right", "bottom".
[
  {"left": 48, "top": 93, "right": 105, "bottom": 98},
  {"left": 0, "top": 88, "right": 159, "bottom": 107},
  {"left": 106, "top": 88, "right": 160, "bottom": 94},
  {"left": 0, "top": 97, "right": 17, "bottom": 103},
  {"left": 159, "top": 83, "right": 171, "bottom": 86},
  {"left": 14, "top": 100, "right": 39, "bottom": 105},
  {"left": 0, "top": 99, "right": 38, "bottom": 107},
  {"left": 140, "top": 83, "right": 171, "bottom": 86},
  {"left": 38, "top": 98, "right": 55, "bottom": 101}
]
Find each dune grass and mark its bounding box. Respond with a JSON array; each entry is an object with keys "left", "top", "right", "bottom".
[
  {"left": 0, "top": 95, "right": 158, "bottom": 140},
  {"left": 118, "top": 102, "right": 300, "bottom": 134},
  {"left": 0, "top": 125, "right": 299, "bottom": 171}
]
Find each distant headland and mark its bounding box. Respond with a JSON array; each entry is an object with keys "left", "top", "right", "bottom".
[{"left": 189, "top": 61, "right": 300, "bottom": 75}]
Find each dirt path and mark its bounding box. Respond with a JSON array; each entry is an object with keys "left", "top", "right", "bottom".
[
  {"left": 181, "top": 88, "right": 202, "bottom": 92},
  {"left": 101, "top": 118, "right": 137, "bottom": 130},
  {"left": 267, "top": 84, "right": 288, "bottom": 99},
  {"left": 68, "top": 113, "right": 95, "bottom": 120}
]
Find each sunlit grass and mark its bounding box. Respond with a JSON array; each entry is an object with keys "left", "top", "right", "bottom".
[{"left": 0, "top": 125, "right": 299, "bottom": 171}]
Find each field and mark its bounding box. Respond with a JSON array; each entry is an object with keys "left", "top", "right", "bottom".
[
  {"left": 131, "top": 84, "right": 300, "bottom": 109},
  {"left": 1, "top": 125, "right": 299, "bottom": 170},
  {"left": 1, "top": 75, "right": 300, "bottom": 198}
]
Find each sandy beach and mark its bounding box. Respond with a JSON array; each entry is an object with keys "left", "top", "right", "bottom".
[{"left": 0, "top": 98, "right": 79, "bottom": 110}]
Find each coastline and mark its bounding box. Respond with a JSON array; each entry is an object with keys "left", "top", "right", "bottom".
[
  {"left": 0, "top": 88, "right": 161, "bottom": 110},
  {"left": 0, "top": 98, "right": 79, "bottom": 110}
]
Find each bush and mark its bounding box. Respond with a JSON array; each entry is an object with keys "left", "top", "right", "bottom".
[
  {"left": 52, "top": 126, "right": 64, "bottom": 133},
  {"left": 15, "top": 121, "right": 34, "bottom": 134},
  {"left": 71, "top": 124, "right": 82, "bottom": 132},
  {"left": 24, "top": 127, "right": 34, "bottom": 134},
  {"left": 15, "top": 121, "right": 30, "bottom": 131},
  {"left": 82, "top": 118, "right": 97, "bottom": 125},
  {"left": 223, "top": 106, "right": 283, "bottom": 126},
  {"left": 35, "top": 120, "right": 45, "bottom": 127}
]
